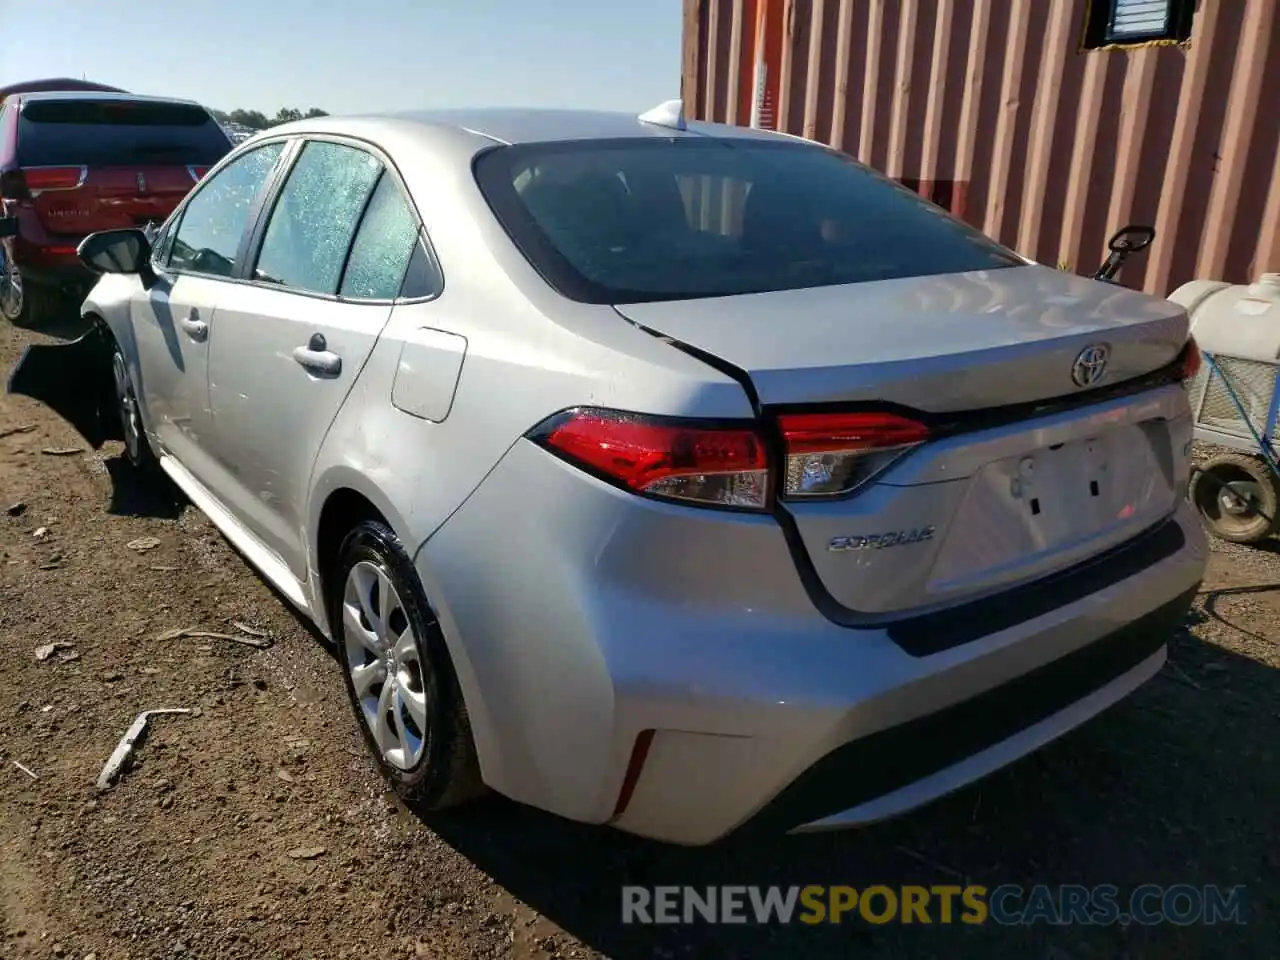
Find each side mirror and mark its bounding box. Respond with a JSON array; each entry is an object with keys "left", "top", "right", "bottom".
[
  {"left": 1094, "top": 224, "right": 1156, "bottom": 283},
  {"left": 77, "top": 229, "right": 156, "bottom": 288},
  {"left": 1108, "top": 224, "right": 1155, "bottom": 253}
]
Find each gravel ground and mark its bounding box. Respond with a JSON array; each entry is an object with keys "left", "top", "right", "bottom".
[{"left": 0, "top": 314, "right": 1276, "bottom": 959}]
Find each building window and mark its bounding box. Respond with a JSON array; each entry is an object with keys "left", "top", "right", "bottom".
[{"left": 1082, "top": 0, "right": 1195, "bottom": 50}]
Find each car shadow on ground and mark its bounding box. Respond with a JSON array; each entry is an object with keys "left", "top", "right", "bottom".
[
  {"left": 422, "top": 613, "right": 1277, "bottom": 959},
  {"left": 11, "top": 308, "right": 93, "bottom": 342},
  {"left": 102, "top": 455, "right": 187, "bottom": 520}
]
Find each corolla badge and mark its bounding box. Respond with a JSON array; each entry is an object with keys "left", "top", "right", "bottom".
[
  {"left": 828, "top": 527, "right": 936, "bottom": 552},
  {"left": 136, "top": 172, "right": 148, "bottom": 193},
  {"left": 1071, "top": 343, "right": 1110, "bottom": 388}
]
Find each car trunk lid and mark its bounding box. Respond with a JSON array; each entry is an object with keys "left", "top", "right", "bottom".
[
  {"left": 616, "top": 264, "right": 1195, "bottom": 620},
  {"left": 31, "top": 165, "right": 202, "bottom": 234},
  {"left": 614, "top": 264, "right": 1188, "bottom": 411}
]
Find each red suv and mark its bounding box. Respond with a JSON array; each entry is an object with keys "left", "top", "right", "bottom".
[{"left": 0, "top": 92, "right": 233, "bottom": 326}]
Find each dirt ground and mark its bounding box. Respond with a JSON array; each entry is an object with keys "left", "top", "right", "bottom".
[{"left": 0, "top": 313, "right": 1276, "bottom": 960}]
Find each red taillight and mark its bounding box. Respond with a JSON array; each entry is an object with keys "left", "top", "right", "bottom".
[
  {"left": 1179, "top": 337, "right": 1202, "bottom": 380},
  {"left": 20, "top": 165, "right": 85, "bottom": 193},
  {"left": 188, "top": 165, "right": 210, "bottom": 182},
  {"left": 533, "top": 408, "right": 770, "bottom": 510},
  {"left": 776, "top": 411, "right": 931, "bottom": 498},
  {"left": 532, "top": 407, "right": 933, "bottom": 509}
]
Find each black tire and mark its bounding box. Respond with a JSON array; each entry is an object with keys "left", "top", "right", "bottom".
[
  {"left": 1189, "top": 452, "right": 1279, "bottom": 544},
  {"left": 330, "top": 520, "right": 485, "bottom": 810},
  {"left": 110, "top": 340, "right": 159, "bottom": 474},
  {"left": 0, "top": 264, "right": 67, "bottom": 329}
]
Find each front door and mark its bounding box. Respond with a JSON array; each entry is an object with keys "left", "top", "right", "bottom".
[
  {"left": 131, "top": 140, "right": 287, "bottom": 485},
  {"left": 206, "top": 140, "right": 421, "bottom": 579}
]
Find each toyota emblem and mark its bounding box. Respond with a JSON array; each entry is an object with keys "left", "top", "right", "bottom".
[{"left": 1071, "top": 344, "right": 1110, "bottom": 388}]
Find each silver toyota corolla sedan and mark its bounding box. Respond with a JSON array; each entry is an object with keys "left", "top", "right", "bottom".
[{"left": 10, "top": 101, "right": 1208, "bottom": 846}]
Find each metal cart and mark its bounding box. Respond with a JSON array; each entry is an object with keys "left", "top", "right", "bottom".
[{"left": 1171, "top": 276, "right": 1280, "bottom": 544}]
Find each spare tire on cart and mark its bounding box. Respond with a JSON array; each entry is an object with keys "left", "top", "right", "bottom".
[{"left": 1189, "top": 452, "right": 1279, "bottom": 544}]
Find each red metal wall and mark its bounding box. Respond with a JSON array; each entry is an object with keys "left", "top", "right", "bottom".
[{"left": 681, "top": 0, "right": 1280, "bottom": 295}]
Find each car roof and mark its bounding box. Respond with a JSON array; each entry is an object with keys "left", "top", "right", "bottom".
[
  {"left": 16, "top": 90, "right": 206, "bottom": 108},
  {"left": 274, "top": 105, "right": 797, "bottom": 148}
]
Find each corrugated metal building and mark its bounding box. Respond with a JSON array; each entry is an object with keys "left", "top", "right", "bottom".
[{"left": 681, "top": 0, "right": 1280, "bottom": 295}]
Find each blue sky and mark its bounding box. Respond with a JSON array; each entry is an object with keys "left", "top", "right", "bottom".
[{"left": 3, "top": 0, "right": 683, "bottom": 116}]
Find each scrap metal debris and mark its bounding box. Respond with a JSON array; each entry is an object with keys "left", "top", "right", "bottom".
[
  {"left": 32, "top": 526, "right": 49, "bottom": 539},
  {"left": 11, "top": 760, "right": 39, "bottom": 780},
  {"left": 188, "top": 630, "right": 272, "bottom": 650},
  {"left": 6, "top": 501, "right": 26, "bottom": 516},
  {"left": 96, "top": 708, "right": 194, "bottom": 790},
  {"left": 41, "top": 446, "right": 83, "bottom": 456},
  {"left": 126, "top": 536, "right": 162, "bottom": 553},
  {"left": 232, "top": 621, "right": 270, "bottom": 639},
  {"left": 0, "top": 423, "right": 36, "bottom": 439},
  {"left": 34, "top": 641, "right": 75, "bottom": 662},
  {"left": 287, "top": 846, "right": 326, "bottom": 860},
  {"left": 153, "top": 625, "right": 272, "bottom": 650}
]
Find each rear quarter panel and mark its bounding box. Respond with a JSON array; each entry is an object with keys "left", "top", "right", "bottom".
[
  {"left": 304, "top": 120, "right": 758, "bottom": 595},
  {"left": 304, "top": 289, "right": 753, "bottom": 600}
]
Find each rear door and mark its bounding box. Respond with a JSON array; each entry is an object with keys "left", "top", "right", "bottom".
[
  {"left": 131, "top": 140, "right": 287, "bottom": 484},
  {"left": 205, "top": 138, "right": 420, "bottom": 579},
  {"left": 16, "top": 97, "right": 231, "bottom": 237}
]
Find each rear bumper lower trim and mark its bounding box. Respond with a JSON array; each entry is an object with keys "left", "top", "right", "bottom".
[
  {"left": 738, "top": 585, "right": 1195, "bottom": 836},
  {"left": 790, "top": 646, "right": 1165, "bottom": 832},
  {"left": 15, "top": 259, "right": 93, "bottom": 290},
  {"left": 887, "top": 518, "right": 1186, "bottom": 655}
]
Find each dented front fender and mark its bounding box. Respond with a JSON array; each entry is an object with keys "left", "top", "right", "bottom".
[{"left": 6, "top": 322, "right": 121, "bottom": 448}]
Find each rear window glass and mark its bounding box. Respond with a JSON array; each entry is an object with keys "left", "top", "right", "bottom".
[
  {"left": 474, "top": 138, "right": 1021, "bottom": 304},
  {"left": 17, "top": 99, "right": 232, "bottom": 167}
]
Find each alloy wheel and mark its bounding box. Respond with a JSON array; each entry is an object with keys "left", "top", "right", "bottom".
[
  {"left": 341, "top": 560, "right": 429, "bottom": 770},
  {"left": 0, "top": 253, "right": 22, "bottom": 321},
  {"left": 112, "top": 351, "right": 143, "bottom": 462}
]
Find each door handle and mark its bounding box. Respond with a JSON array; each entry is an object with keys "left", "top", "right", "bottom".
[
  {"left": 178, "top": 310, "right": 208, "bottom": 341},
  {"left": 292, "top": 333, "right": 342, "bottom": 377}
]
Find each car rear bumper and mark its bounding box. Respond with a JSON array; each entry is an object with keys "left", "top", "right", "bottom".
[
  {"left": 10, "top": 234, "right": 93, "bottom": 289},
  {"left": 17, "top": 259, "right": 93, "bottom": 291},
  {"left": 756, "top": 588, "right": 1185, "bottom": 835},
  {"left": 415, "top": 439, "right": 1208, "bottom": 846}
]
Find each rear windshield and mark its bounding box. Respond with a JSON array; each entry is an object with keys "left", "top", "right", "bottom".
[
  {"left": 17, "top": 99, "right": 232, "bottom": 167},
  {"left": 474, "top": 137, "right": 1022, "bottom": 304}
]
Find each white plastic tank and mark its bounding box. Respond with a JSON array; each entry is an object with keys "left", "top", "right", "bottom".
[
  {"left": 1169, "top": 272, "right": 1280, "bottom": 459},
  {"left": 1168, "top": 272, "right": 1280, "bottom": 362}
]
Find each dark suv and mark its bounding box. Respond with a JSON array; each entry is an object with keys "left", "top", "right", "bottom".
[{"left": 0, "top": 92, "right": 233, "bottom": 326}]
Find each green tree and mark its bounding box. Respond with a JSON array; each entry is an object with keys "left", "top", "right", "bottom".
[
  {"left": 227, "top": 108, "right": 270, "bottom": 130},
  {"left": 215, "top": 107, "right": 330, "bottom": 129}
]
